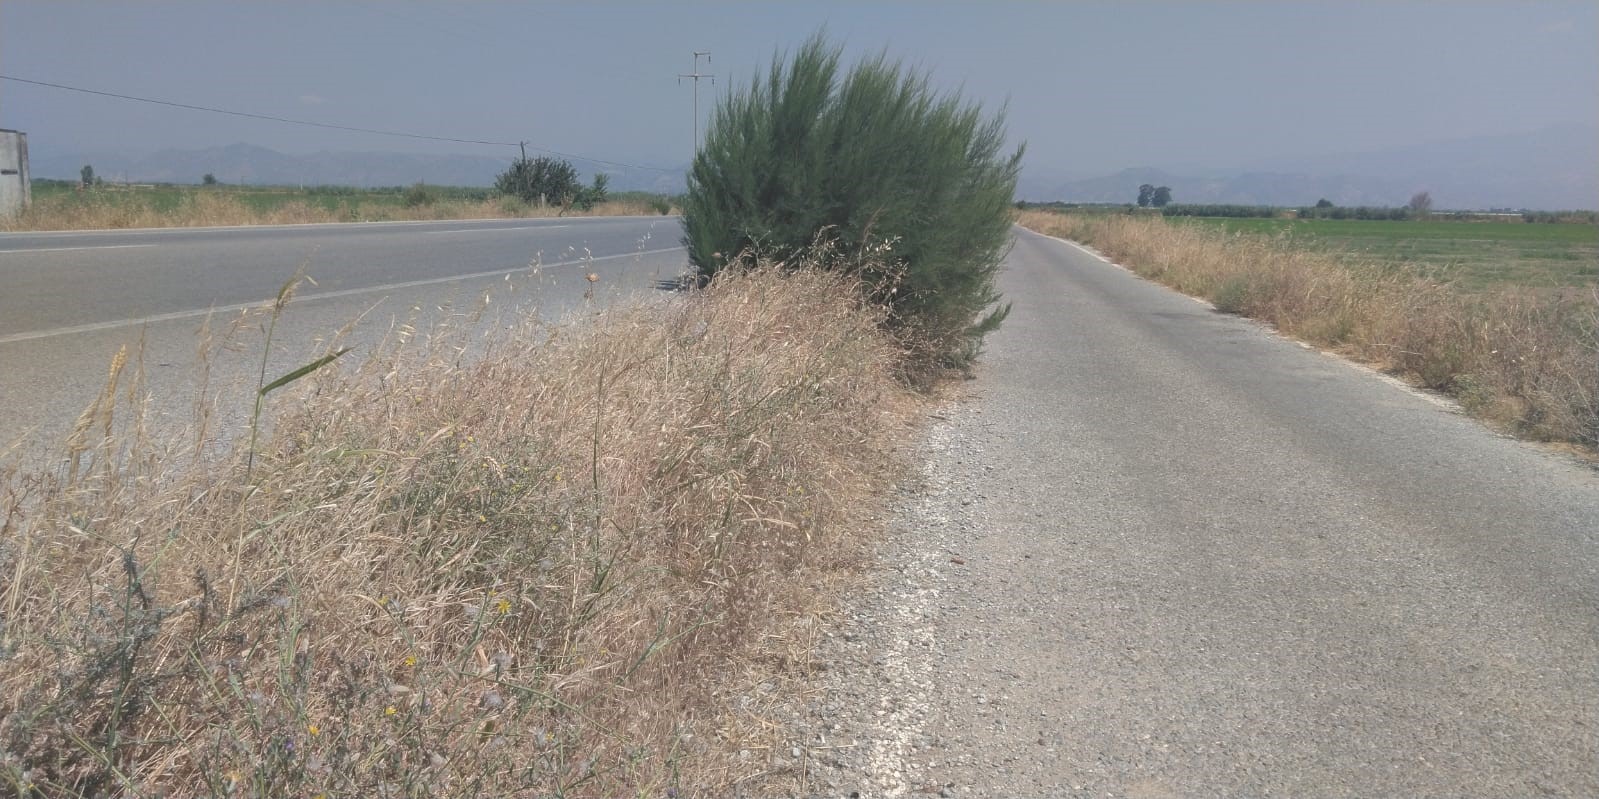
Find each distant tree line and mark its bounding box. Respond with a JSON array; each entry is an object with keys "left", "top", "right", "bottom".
[
  {"left": 1295, "top": 204, "right": 1412, "bottom": 220},
  {"left": 1160, "top": 204, "right": 1281, "bottom": 218}
]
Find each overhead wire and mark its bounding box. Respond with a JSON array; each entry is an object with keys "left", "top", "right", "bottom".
[{"left": 0, "top": 74, "right": 673, "bottom": 172}]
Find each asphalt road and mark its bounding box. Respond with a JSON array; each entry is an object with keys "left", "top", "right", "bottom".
[
  {"left": 0, "top": 216, "right": 687, "bottom": 463},
  {"left": 807, "top": 227, "right": 1599, "bottom": 797}
]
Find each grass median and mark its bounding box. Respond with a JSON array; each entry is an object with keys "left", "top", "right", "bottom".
[
  {"left": 0, "top": 264, "right": 920, "bottom": 796},
  {"left": 1018, "top": 210, "right": 1598, "bottom": 452}
]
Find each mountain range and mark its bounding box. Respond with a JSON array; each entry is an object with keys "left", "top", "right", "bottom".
[
  {"left": 1017, "top": 124, "right": 1597, "bottom": 210},
  {"left": 26, "top": 123, "right": 1599, "bottom": 210}
]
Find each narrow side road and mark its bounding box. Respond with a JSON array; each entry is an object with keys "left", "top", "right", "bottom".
[{"left": 795, "top": 229, "right": 1598, "bottom": 797}]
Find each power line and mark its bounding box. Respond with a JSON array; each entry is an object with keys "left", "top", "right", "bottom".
[
  {"left": 0, "top": 74, "right": 674, "bottom": 172},
  {"left": 0, "top": 74, "right": 519, "bottom": 147}
]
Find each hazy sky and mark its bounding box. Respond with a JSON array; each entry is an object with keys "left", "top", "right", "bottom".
[{"left": 1, "top": 1, "right": 1594, "bottom": 175}]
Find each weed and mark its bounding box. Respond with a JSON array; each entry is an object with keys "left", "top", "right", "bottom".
[{"left": 0, "top": 263, "right": 918, "bottom": 795}]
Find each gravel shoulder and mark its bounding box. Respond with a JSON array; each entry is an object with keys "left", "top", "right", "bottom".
[{"left": 776, "top": 230, "right": 1599, "bottom": 798}]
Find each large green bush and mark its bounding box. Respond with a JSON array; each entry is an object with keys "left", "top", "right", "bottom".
[{"left": 681, "top": 34, "right": 1023, "bottom": 371}]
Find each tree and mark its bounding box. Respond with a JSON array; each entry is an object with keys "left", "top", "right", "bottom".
[
  {"left": 681, "top": 32, "right": 1022, "bottom": 372},
  {"left": 1151, "top": 186, "right": 1173, "bottom": 207},
  {"left": 1315, "top": 198, "right": 1333, "bottom": 208},
  {"left": 80, "top": 164, "right": 95, "bottom": 187},
  {"left": 1137, "top": 183, "right": 1155, "bottom": 207},
  {"left": 495, "top": 156, "right": 581, "bottom": 206},
  {"left": 1408, "top": 191, "right": 1433, "bottom": 216},
  {"left": 573, "top": 173, "right": 609, "bottom": 211},
  {"left": 202, "top": 173, "right": 218, "bottom": 186}
]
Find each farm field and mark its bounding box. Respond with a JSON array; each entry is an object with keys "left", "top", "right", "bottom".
[{"left": 1175, "top": 216, "right": 1599, "bottom": 290}]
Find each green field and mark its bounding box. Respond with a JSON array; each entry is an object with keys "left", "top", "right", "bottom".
[
  {"left": 29, "top": 179, "right": 493, "bottom": 216},
  {"left": 1176, "top": 216, "right": 1599, "bottom": 290}
]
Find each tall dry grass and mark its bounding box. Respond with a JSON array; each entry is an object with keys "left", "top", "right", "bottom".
[
  {"left": 0, "top": 192, "right": 665, "bottom": 232},
  {"left": 1018, "top": 210, "right": 1599, "bottom": 449},
  {"left": 0, "top": 265, "right": 916, "bottom": 796}
]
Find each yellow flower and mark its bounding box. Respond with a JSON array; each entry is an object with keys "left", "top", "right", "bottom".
[
  {"left": 496, "top": 598, "right": 512, "bottom": 615},
  {"left": 384, "top": 705, "right": 398, "bottom": 716},
  {"left": 403, "top": 655, "right": 417, "bottom": 667},
  {"left": 307, "top": 723, "right": 320, "bottom": 736}
]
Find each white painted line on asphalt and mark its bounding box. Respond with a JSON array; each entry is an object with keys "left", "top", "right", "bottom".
[
  {"left": 0, "top": 244, "right": 158, "bottom": 254},
  {"left": 0, "top": 246, "right": 685, "bottom": 346},
  {"left": 421, "top": 225, "right": 570, "bottom": 235}
]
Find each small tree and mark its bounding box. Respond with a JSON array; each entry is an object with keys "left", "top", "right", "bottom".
[
  {"left": 1408, "top": 191, "right": 1433, "bottom": 216},
  {"left": 80, "top": 164, "right": 95, "bottom": 187},
  {"left": 572, "top": 173, "right": 609, "bottom": 211},
  {"left": 682, "top": 32, "right": 1022, "bottom": 372},
  {"left": 1151, "top": 186, "right": 1173, "bottom": 207},
  {"left": 1315, "top": 198, "right": 1333, "bottom": 208},
  {"left": 495, "top": 156, "right": 582, "bottom": 206},
  {"left": 202, "top": 173, "right": 218, "bottom": 186},
  {"left": 1137, "top": 183, "right": 1155, "bottom": 207}
]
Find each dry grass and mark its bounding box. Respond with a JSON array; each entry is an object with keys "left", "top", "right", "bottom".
[
  {"left": 0, "top": 264, "right": 919, "bottom": 796},
  {"left": 1018, "top": 210, "right": 1599, "bottom": 450},
  {"left": 0, "top": 192, "right": 665, "bottom": 232}
]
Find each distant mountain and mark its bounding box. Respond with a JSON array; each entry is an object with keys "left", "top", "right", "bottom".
[
  {"left": 28, "top": 123, "right": 1598, "bottom": 210},
  {"left": 28, "top": 143, "right": 687, "bottom": 194},
  {"left": 1024, "top": 124, "right": 1599, "bottom": 210},
  {"left": 1028, "top": 167, "right": 1415, "bottom": 208}
]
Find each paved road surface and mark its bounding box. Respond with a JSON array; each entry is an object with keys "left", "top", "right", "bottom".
[
  {"left": 805, "top": 227, "right": 1598, "bottom": 797},
  {"left": 0, "top": 217, "right": 686, "bottom": 462}
]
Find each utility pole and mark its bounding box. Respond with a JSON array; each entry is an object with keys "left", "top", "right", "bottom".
[{"left": 678, "top": 51, "right": 714, "bottom": 151}]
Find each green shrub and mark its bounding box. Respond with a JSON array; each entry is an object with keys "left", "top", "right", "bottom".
[
  {"left": 495, "top": 156, "right": 580, "bottom": 206},
  {"left": 402, "top": 182, "right": 438, "bottom": 208},
  {"left": 680, "top": 32, "right": 1023, "bottom": 372},
  {"left": 1211, "top": 275, "right": 1254, "bottom": 314}
]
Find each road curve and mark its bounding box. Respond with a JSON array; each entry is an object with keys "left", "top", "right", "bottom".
[{"left": 805, "top": 227, "right": 1598, "bottom": 797}]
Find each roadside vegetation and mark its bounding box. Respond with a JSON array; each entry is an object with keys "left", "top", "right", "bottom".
[
  {"left": 1018, "top": 209, "right": 1599, "bottom": 451},
  {"left": 0, "top": 32, "right": 1020, "bottom": 798},
  {"left": 0, "top": 264, "right": 918, "bottom": 796},
  {"left": 682, "top": 32, "right": 1021, "bottom": 375},
  {"left": 1, "top": 179, "right": 675, "bottom": 233}
]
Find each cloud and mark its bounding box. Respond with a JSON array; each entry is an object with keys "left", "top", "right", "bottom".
[{"left": 298, "top": 94, "right": 331, "bottom": 106}]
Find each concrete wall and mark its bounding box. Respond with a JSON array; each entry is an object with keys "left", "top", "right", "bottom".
[{"left": 0, "top": 130, "right": 32, "bottom": 217}]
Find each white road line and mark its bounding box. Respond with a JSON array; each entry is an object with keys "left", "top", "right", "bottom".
[
  {"left": 0, "top": 244, "right": 158, "bottom": 254},
  {"left": 0, "top": 246, "right": 684, "bottom": 346},
  {"left": 421, "top": 225, "right": 569, "bottom": 235}
]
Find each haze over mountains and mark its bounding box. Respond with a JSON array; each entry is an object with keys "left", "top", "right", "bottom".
[
  {"left": 1017, "top": 124, "right": 1597, "bottom": 210},
  {"left": 28, "top": 124, "right": 1598, "bottom": 210}
]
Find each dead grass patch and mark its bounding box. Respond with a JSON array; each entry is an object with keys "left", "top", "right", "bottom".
[
  {"left": 0, "top": 264, "right": 919, "bottom": 796},
  {"left": 0, "top": 193, "right": 663, "bottom": 232}
]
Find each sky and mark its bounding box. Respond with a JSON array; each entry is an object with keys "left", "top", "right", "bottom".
[{"left": 0, "top": 1, "right": 1595, "bottom": 177}]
